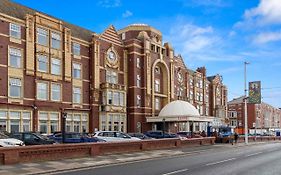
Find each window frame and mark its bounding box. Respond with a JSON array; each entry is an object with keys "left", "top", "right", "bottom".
[
  {"left": 37, "top": 54, "right": 48, "bottom": 73},
  {"left": 51, "top": 83, "right": 61, "bottom": 101},
  {"left": 36, "top": 81, "right": 49, "bottom": 100},
  {"left": 72, "top": 43, "right": 81, "bottom": 56},
  {"left": 9, "top": 47, "right": 22, "bottom": 68},
  {"left": 155, "top": 79, "right": 160, "bottom": 92},
  {"left": 51, "top": 31, "right": 61, "bottom": 49},
  {"left": 51, "top": 58, "right": 61, "bottom": 75},
  {"left": 9, "top": 77, "right": 22, "bottom": 98},
  {"left": 73, "top": 62, "right": 82, "bottom": 79},
  {"left": 37, "top": 27, "right": 48, "bottom": 46},
  {"left": 73, "top": 87, "right": 82, "bottom": 104},
  {"left": 9, "top": 23, "right": 21, "bottom": 39}
]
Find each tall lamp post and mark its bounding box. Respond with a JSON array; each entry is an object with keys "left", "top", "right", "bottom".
[
  {"left": 244, "top": 61, "right": 250, "bottom": 144},
  {"left": 62, "top": 112, "right": 67, "bottom": 143}
]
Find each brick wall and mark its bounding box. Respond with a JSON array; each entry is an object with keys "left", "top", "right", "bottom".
[{"left": 0, "top": 137, "right": 216, "bottom": 165}]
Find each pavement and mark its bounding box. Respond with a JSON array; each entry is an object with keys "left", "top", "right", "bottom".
[{"left": 0, "top": 141, "right": 276, "bottom": 175}]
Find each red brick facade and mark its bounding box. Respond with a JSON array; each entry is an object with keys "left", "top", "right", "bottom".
[{"left": 0, "top": 0, "right": 228, "bottom": 134}]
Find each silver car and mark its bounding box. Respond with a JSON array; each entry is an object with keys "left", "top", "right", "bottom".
[
  {"left": 0, "top": 132, "right": 25, "bottom": 147},
  {"left": 93, "top": 131, "right": 141, "bottom": 142}
]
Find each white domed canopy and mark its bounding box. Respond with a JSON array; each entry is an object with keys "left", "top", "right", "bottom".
[{"left": 159, "top": 100, "right": 200, "bottom": 117}]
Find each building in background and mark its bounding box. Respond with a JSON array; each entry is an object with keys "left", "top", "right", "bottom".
[
  {"left": 0, "top": 0, "right": 228, "bottom": 134},
  {"left": 228, "top": 96, "right": 281, "bottom": 135}
]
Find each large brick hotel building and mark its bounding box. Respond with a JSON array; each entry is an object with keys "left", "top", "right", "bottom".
[{"left": 0, "top": 0, "right": 228, "bottom": 134}]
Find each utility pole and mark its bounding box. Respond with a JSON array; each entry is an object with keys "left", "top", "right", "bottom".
[{"left": 244, "top": 62, "right": 250, "bottom": 144}]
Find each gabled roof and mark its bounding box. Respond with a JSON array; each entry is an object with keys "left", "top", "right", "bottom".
[
  {"left": 174, "top": 55, "right": 188, "bottom": 70},
  {"left": 0, "top": 0, "right": 93, "bottom": 41},
  {"left": 228, "top": 96, "right": 245, "bottom": 104},
  {"left": 100, "top": 25, "right": 123, "bottom": 46}
]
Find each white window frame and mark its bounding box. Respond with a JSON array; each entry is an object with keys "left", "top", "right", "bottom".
[
  {"left": 37, "top": 27, "right": 48, "bottom": 46},
  {"left": 9, "top": 48, "right": 22, "bottom": 68},
  {"left": 73, "top": 87, "right": 82, "bottom": 104},
  {"left": 10, "top": 23, "right": 21, "bottom": 39},
  {"left": 119, "top": 92, "right": 124, "bottom": 107},
  {"left": 51, "top": 83, "right": 61, "bottom": 101},
  {"left": 37, "top": 55, "right": 48, "bottom": 73},
  {"left": 51, "top": 32, "right": 61, "bottom": 49},
  {"left": 73, "top": 63, "right": 82, "bottom": 79},
  {"left": 9, "top": 78, "right": 22, "bottom": 98},
  {"left": 106, "top": 70, "right": 118, "bottom": 84},
  {"left": 72, "top": 43, "right": 81, "bottom": 56},
  {"left": 51, "top": 58, "right": 61, "bottom": 75},
  {"left": 37, "top": 82, "right": 48, "bottom": 100}
]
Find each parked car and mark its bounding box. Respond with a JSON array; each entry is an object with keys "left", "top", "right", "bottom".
[
  {"left": 0, "top": 132, "right": 25, "bottom": 147},
  {"left": 93, "top": 131, "right": 141, "bottom": 142},
  {"left": 177, "top": 131, "right": 192, "bottom": 139},
  {"left": 48, "top": 132, "right": 105, "bottom": 143},
  {"left": 144, "top": 131, "right": 178, "bottom": 139},
  {"left": 9, "top": 132, "right": 56, "bottom": 145},
  {"left": 127, "top": 133, "right": 153, "bottom": 140}
]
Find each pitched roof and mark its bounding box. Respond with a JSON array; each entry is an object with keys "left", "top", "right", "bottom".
[
  {"left": 174, "top": 55, "right": 188, "bottom": 70},
  {"left": 228, "top": 96, "right": 245, "bottom": 104},
  {"left": 0, "top": 0, "right": 93, "bottom": 41},
  {"left": 207, "top": 75, "right": 216, "bottom": 81}
]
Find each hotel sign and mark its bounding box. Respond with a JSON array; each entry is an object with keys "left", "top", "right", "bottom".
[{"left": 249, "top": 81, "right": 261, "bottom": 104}]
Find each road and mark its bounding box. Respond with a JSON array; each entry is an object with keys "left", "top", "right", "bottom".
[{"left": 54, "top": 142, "right": 281, "bottom": 175}]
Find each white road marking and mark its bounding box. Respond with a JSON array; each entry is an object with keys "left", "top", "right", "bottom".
[
  {"left": 206, "top": 158, "right": 236, "bottom": 166},
  {"left": 245, "top": 152, "right": 263, "bottom": 157},
  {"left": 162, "top": 168, "right": 189, "bottom": 175}
]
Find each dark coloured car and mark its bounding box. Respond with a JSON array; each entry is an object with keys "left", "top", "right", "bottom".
[
  {"left": 144, "top": 131, "right": 178, "bottom": 139},
  {"left": 127, "top": 133, "right": 153, "bottom": 140},
  {"left": 48, "top": 132, "right": 105, "bottom": 143},
  {"left": 10, "top": 132, "right": 56, "bottom": 145}
]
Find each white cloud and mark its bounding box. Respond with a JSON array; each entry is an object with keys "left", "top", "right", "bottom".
[
  {"left": 122, "top": 10, "right": 133, "bottom": 18},
  {"left": 169, "top": 23, "right": 216, "bottom": 53},
  {"left": 253, "top": 31, "right": 281, "bottom": 44},
  {"left": 166, "top": 21, "right": 248, "bottom": 63},
  {"left": 98, "top": 0, "right": 121, "bottom": 8},
  {"left": 238, "top": 0, "right": 281, "bottom": 27}
]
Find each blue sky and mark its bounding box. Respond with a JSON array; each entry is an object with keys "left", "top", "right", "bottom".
[{"left": 14, "top": 0, "right": 281, "bottom": 108}]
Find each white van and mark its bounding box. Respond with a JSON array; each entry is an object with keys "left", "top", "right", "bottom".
[{"left": 93, "top": 131, "right": 141, "bottom": 142}]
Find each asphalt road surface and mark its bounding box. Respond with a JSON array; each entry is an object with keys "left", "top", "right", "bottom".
[{"left": 54, "top": 143, "right": 281, "bottom": 175}]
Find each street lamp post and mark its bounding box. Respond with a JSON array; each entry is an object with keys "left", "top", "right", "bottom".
[
  {"left": 162, "top": 118, "right": 166, "bottom": 138},
  {"left": 244, "top": 61, "right": 250, "bottom": 144},
  {"left": 62, "top": 112, "right": 67, "bottom": 143}
]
